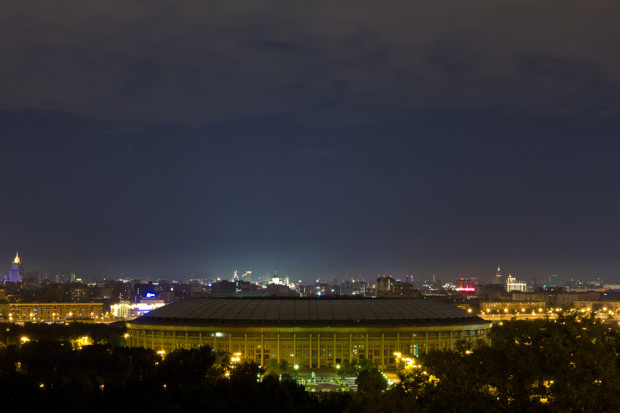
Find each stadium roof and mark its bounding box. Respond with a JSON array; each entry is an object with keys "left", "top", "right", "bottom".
[{"left": 130, "top": 298, "right": 488, "bottom": 327}]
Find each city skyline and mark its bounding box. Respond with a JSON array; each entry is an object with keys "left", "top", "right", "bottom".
[
  {"left": 1, "top": 1, "right": 619, "bottom": 282},
  {"left": 2, "top": 250, "right": 615, "bottom": 286}
]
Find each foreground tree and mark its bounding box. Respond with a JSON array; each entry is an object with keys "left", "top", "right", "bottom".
[
  {"left": 356, "top": 360, "right": 388, "bottom": 396},
  {"left": 397, "top": 313, "right": 620, "bottom": 412}
]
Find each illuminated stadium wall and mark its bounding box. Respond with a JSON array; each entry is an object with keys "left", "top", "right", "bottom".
[{"left": 126, "top": 298, "right": 492, "bottom": 368}]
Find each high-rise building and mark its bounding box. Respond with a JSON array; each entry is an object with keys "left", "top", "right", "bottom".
[
  {"left": 495, "top": 266, "right": 503, "bottom": 283},
  {"left": 60, "top": 271, "right": 76, "bottom": 284},
  {"left": 7, "top": 253, "right": 24, "bottom": 283},
  {"left": 340, "top": 280, "right": 366, "bottom": 296},
  {"left": 376, "top": 275, "right": 395, "bottom": 297}
]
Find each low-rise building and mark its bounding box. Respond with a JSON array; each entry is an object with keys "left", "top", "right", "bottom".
[{"left": 5, "top": 302, "right": 104, "bottom": 322}]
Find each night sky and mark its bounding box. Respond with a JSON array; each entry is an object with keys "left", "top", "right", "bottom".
[{"left": 1, "top": 1, "right": 619, "bottom": 283}]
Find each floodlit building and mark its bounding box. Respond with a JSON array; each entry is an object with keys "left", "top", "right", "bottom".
[
  {"left": 506, "top": 274, "right": 528, "bottom": 292},
  {"left": 4, "top": 302, "right": 104, "bottom": 322},
  {"left": 6, "top": 253, "right": 24, "bottom": 283},
  {"left": 127, "top": 298, "right": 492, "bottom": 369}
]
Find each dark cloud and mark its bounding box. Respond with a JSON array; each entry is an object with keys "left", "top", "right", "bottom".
[
  {"left": 1, "top": 1, "right": 619, "bottom": 124},
  {"left": 1, "top": 1, "right": 620, "bottom": 282}
]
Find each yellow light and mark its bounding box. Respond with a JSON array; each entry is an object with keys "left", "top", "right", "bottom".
[
  {"left": 71, "top": 336, "right": 93, "bottom": 349},
  {"left": 13, "top": 252, "right": 20, "bottom": 264},
  {"left": 20, "top": 336, "right": 30, "bottom": 343},
  {"left": 402, "top": 357, "right": 414, "bottom": 367}
]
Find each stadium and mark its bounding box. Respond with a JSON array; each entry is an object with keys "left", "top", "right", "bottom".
[{"left": 126, "top": 298, "right": 492, "bottom": 369}]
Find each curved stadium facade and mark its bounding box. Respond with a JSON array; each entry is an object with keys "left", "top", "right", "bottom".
[{"left": 126, "top": 298, "right": 491, "bottom": 368}]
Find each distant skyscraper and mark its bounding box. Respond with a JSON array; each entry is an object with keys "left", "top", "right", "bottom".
[
  {"left": 340, "top": 280, "right": 366, "bottom": 296},
  {"left": 7, "top": 253, "right": 24, "bottom": 283},
  {"left": 59, "top": 271, "right": 76, "bottom": 284},
  {"left": 376, "top": 276, "right": 395, "bottom": 297},
  {"left": 495, "top": 266, "right": 503, "bottom": 283}
]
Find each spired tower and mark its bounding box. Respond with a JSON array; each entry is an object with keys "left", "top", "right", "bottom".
[
  {"left": 495, "top": 266, "right": 503, "bottom": 284},
  {"left": 8, "top": 252, "right": 24, "bottom": 283}
]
